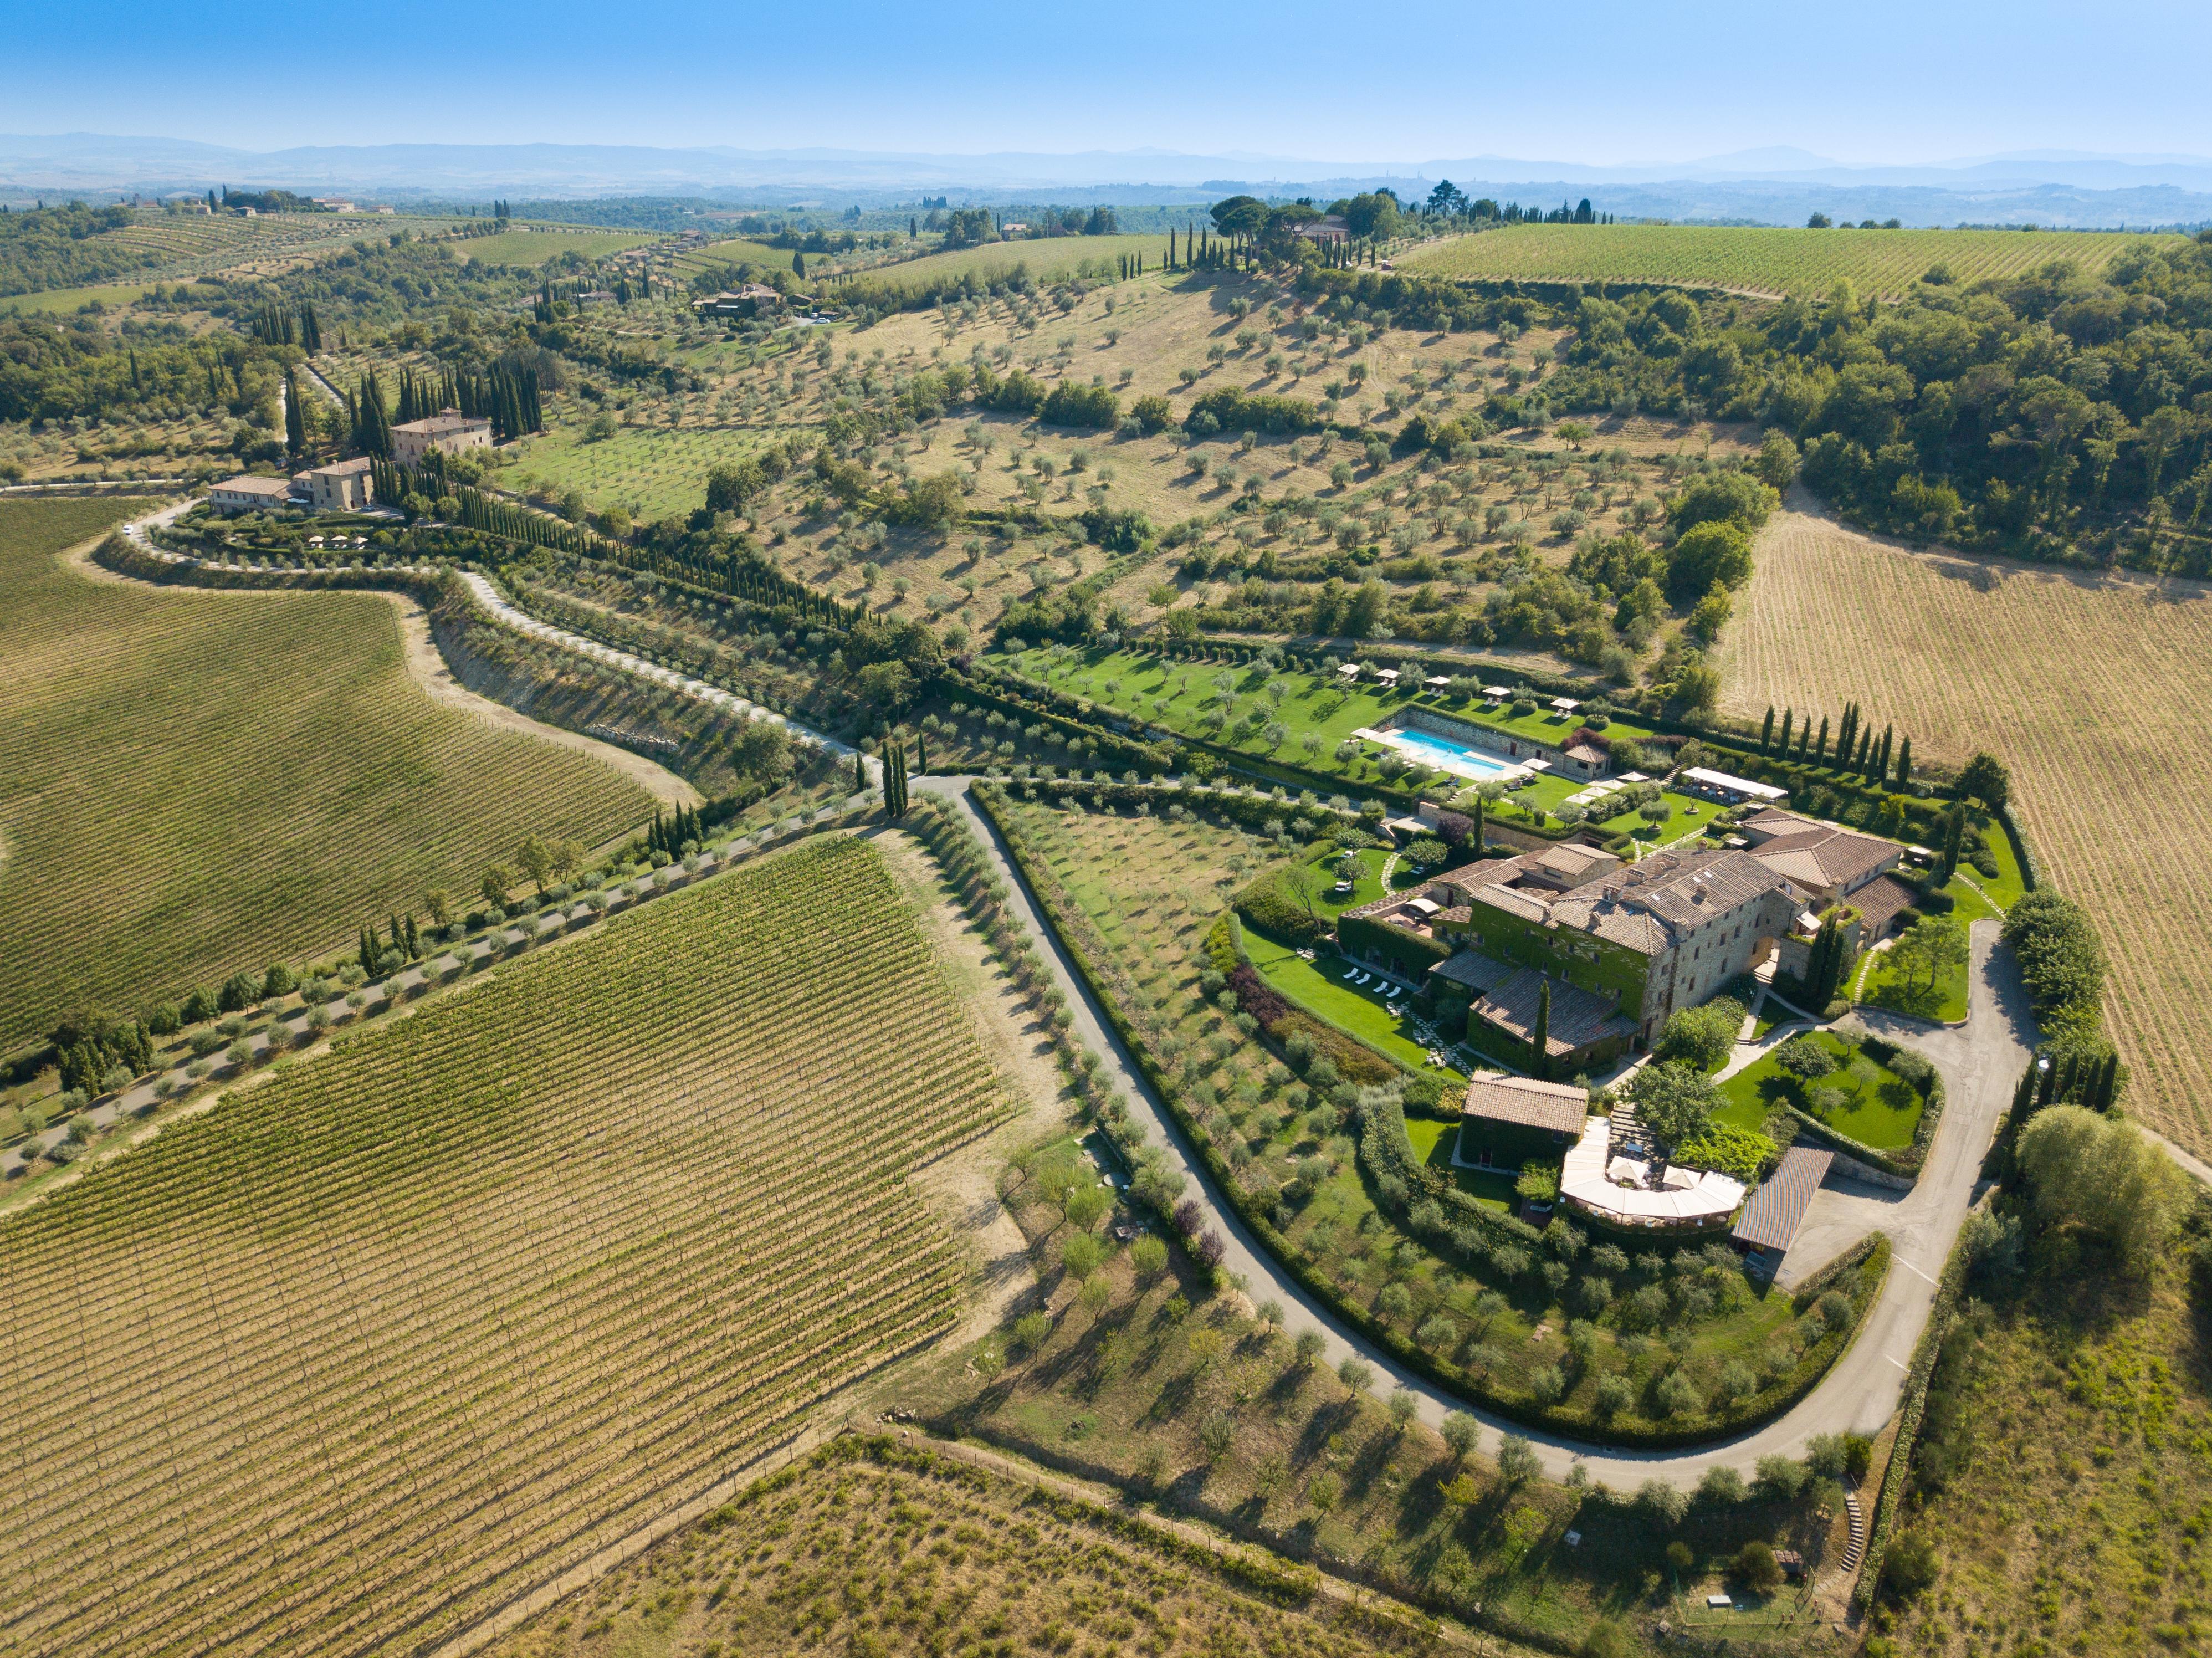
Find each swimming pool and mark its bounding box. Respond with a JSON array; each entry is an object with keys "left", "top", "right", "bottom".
[{"left": 1368, "top": 724, "right": 1524, "bottom": 781}]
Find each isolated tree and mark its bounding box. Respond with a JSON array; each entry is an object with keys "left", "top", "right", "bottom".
[
  {"left": 2017, "top": 1104, "right": 2187, "bottom": 1275},
  {"left": 1735, "top": 1540, "right": 1784, "bottom": 1593},
  {"left": 515, "top": 834, "right": 553, "bottom": 896},
  {"left": 1626, "top": 1061, "right": 1718, "bottom": 1148},
  {"left": 1958, "top": 750, "right": 2011, "bottom": 809}
]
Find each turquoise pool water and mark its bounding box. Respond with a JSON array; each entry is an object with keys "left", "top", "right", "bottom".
[{"left": 1376, "top": 725, "right": 1521, "bottom": 779}]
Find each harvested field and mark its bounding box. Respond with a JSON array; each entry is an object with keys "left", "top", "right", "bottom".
[
  {"left": 0, "top": 498, "right": 649, "bottom": 1048},
  {"left": 1719, "top": 502, "right": 2212, "bottom": 1152},
  {"left": 1399, "top": 223, "right": 2181, "bottom": 299},
  {"left": 0, "top": 835, "right": 1008, "bottom": 1658}
]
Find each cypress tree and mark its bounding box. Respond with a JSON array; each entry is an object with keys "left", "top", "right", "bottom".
[
  {"left": 2035, "top": 1053, "right": 2059, "bottom": 1108},
  {"left": 1472, "top": 792, "right": 1485, "bottom": 852},
  {"left": 1530, "top": 978, "right": 1551, "bottom": 1081},
  {"left": 1778, "top": 708, "right": 1793, "bottom": 756},
  {"left": 284, "top": 370, "right": 306, "bottom": 458},
  {"left": 1814, "top": 715, "right": 1829, "bottom": 765},
  {"left": 1854, "top": 725, "right": 1872, "bottom": 774},
  {"left": 1896, "top": 736, "right": 1912, "bottom": 790},
  {"left": 916, "top": 733, "right": 929, "bottom": 774},
  {"left": 1760, "top": 706, "right": 1774, "bottom": 754}
]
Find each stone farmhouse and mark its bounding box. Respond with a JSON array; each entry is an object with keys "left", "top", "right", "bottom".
[
  {"left": 1344, "top": 845, "right": 1810, "bottom": 1072},
  {"left": 390, "top": 411, "right": 492, "bottom": 468}
]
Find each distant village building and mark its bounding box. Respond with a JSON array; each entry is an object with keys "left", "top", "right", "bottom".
[
  {"left": 390, "top": 410, "right": 493, "bottom": 467},
  {"left": 1296, "top": 214, "right": 1352, "bottom": 244},
  {"left": 692, "top": 284, "right": 783, "bottom": 319},
  {"left": 999, "top": 222, "right": 1031, "bottom": 239},
  {"left": 208, "top": 474, "right": 294, "bottom": 514},
  {"left": 313, "top": 198, "right": 356, "bottom": 214},
  {"left": 301, "top": 456, "right": 375, "bottom": 512}
]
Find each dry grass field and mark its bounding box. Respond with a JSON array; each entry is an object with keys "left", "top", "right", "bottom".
[
  {"left": 0, "top": 836, "right": 1008, "bottom": 1658},
  {"left": 1718, "top": 501, "right": 2212, "bottom": 1153},
  {"left": 482, "top": 1436, "right": 1428, "bottom": 1658},
  {"left": 505, "top": 270, "right": 1753, "bottom": 645}
]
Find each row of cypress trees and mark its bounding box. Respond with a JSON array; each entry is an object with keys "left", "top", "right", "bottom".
[
  {"left": 646, "top": 804, "right": 705, "bottom": 856},
  {"left": 1760, "top": 703, "right": 1913, "bottom": 791},
  {"left": 249, "top": 302, "right": 322, "bottom": 351},
  {"left": 881, "top": 741, "right": 910, "bottom": 817}
]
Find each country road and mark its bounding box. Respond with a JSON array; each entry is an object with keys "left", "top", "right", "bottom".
[
  {"left": 916, "top": 774, "right": 2034, "bottom": 1486},
  {"left": 42, "top": 497, "right": 2044, "bottom": 1487}
]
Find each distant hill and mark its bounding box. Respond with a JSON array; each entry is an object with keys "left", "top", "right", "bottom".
[{"left": 3, "top": 132, "right": 2210, "bottom": 227}]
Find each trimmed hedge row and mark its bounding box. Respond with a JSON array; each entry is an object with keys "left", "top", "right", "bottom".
[{"left": 977, "top": 782, "right": 1899, "bottom": 1449}]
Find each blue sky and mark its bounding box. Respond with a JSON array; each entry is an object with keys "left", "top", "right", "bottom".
[{"left": 14, "top": 0, "right": 2210, "bottom": 164}]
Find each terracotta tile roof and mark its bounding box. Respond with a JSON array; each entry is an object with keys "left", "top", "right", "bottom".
[
  {"left": 1849, "top": 873, "right": 1921, "bottom": 938},
  {"left": 1428, "top": 951, "right": 1516, "bottom": 994},
  {"left": 1450, "top": 848, "right": 1799, "bottom": 960},
  {"left": 1738, "top": 811, "right": 1901, "bottom": 893},
  {"left": 1472, "top": 968, "right": 1636, "bottom": 1057},
  {"left": 1462, "top": 1072, "right": 1592, "bottom": 1137}
]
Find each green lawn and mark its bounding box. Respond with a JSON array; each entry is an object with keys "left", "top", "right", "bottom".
[
  {"left": 1241, "top": 928, "right": 1466, "bottom": 1082},
  {"left": 1859, "top": 939, "right": 1970, "bottom": 1023},
  {"left": 1404, "top": 1119, "right": 1516, "bottom": 1209},
  {"left": 1717, "top": 1030, "right": 1924, "bottom": 1149},
  {"left": 1011, "top": 645, "right": 1657, "bottom": 806},
  {"left": 508, "top": 421, "right": 815, "bottom": 520}
]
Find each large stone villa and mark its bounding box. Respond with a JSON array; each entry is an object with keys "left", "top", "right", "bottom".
[{"left": 1341, "top": 805, "right": 1907, "bottom": 1073}]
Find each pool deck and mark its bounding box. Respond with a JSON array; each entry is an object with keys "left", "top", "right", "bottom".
[{"left": 1351, "top": 724, "right": 1541, "bottom": 785}]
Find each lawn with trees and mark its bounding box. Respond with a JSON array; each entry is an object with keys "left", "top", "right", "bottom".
[{"left": 986, "top": 789, "right": 1886, "bottom": 1446}]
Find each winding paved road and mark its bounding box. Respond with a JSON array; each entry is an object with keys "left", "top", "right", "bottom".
[
  {"left": 58, "top": 498, "right": 2045, "bottom": 1487},
  {"left": 918, "top": 774, "right": 2034, "bottom": 1486}
]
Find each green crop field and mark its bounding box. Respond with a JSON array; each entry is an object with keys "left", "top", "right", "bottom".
[
  {"left": 1398, "top": 223, "right": 2179, "bottom": 299},
  {"left": 0, "top": 835, "right": 1007, "bottom": 1658},
  {"left": 460, "top": 226, "right": 657, "bottom": 265},
  {"left": 509, "top": 421, "right": 815, "bottom": 520},
  {"left": 0, "top": 498, "right": 650, "bottom": 1048},
  {"left": 837, "top": 232, "right": 1174, "bottom": 300},
  {"left": 669, "top": 234, "right": 789, "bottom": 274}
]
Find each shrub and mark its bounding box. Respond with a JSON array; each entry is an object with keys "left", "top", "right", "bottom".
[
  {"left": 1040, "top": 381, "right": 1119, "bottom": 429},
  {"left": 1698, "top": 1463, "right": 1747, "bottom": 1504},
  {"left": 1656, "top": 997, "right": 1745, "bottom": 1071},
  {"left": 1734, "top": 1539, "right": 1783, "bottom": 1592},
  {"left": 1883, "top": 1529, "right": 1940, "bottom": 1598},
  {"left": 1773, "top": 1033, "right": 1836, "bottom": 1080}
]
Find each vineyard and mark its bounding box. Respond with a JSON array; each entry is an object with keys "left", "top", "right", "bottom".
[
  {"left": 510, "top": 421, "right": 816, "bottom": 520},
  {"left": 1719, "top": 506, "right": 2212, "bottom": 1154},
  {"left": 0, "top": 834, "right": 1008, "bottom": 1657},
  {"left": 1398, "top": 223, "right": 2179, "bottom": 299},
  {"left": 834, "top": 232, "right": 1174, "bottom": 305},
  {"left": 458, "top": 226, "right": 658, "bottom": 266},
  {"left": 0, "top": 498, "right": 648, "bottom": 1049}
]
